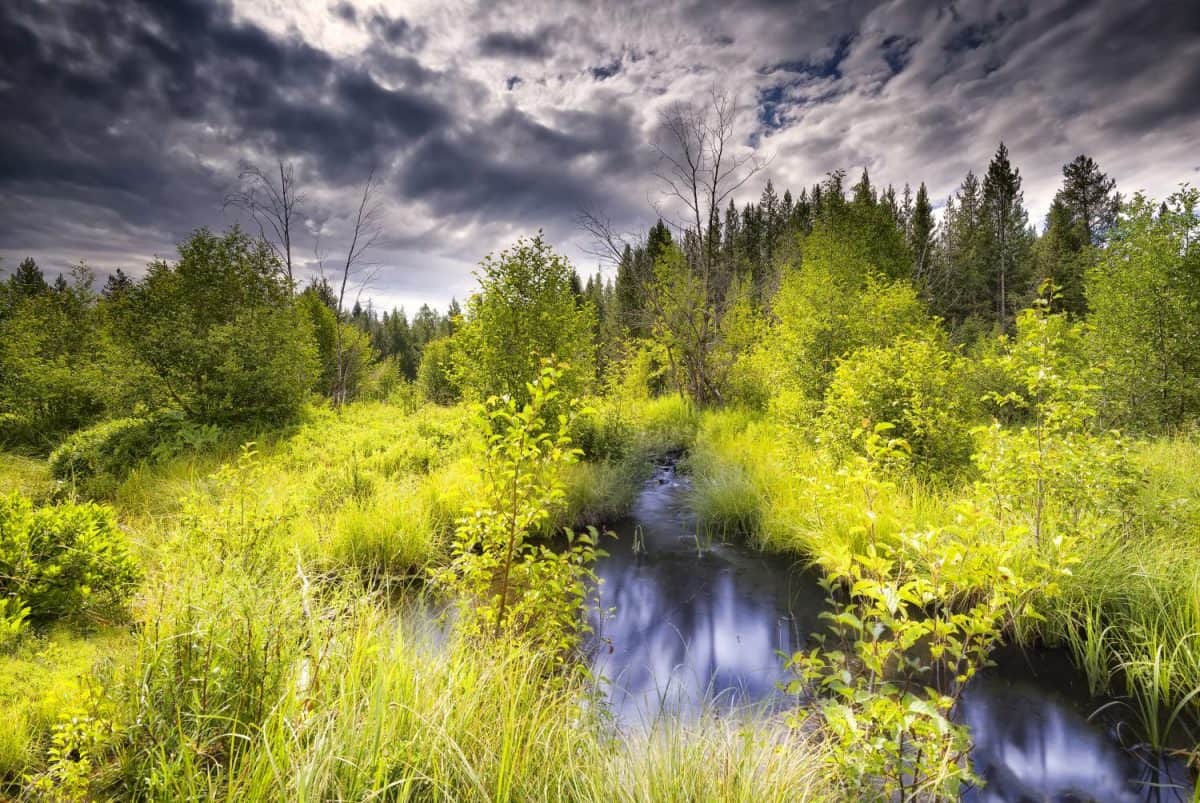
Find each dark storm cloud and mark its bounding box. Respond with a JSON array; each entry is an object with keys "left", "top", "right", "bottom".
[
  {"left": 478, "top": 26, "right": 559, "bottom": 60},
  {"left": 0, "top": 0, "right": 449, "bottom": 187},
  {"left": 400, "top": 102, "right": 644, "bottom": 221},
  {"left": 0, "top": 0, "right": 1197, "bottom": 308},
  {"left": 590, "top": 58, "right": 623, "bottom": 81}
]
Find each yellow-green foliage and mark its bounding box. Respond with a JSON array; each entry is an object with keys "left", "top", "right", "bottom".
[
  {"left": 817, "top": 337, "right": 974, "bottom": 477},
  {"left": 0, "top": 494, "right": 140, "bottom": 624},
  {"left": 0, "top": 627, "right": 129, "bottom": 787},
  {"left": 431, "top": 367, "right": 603, "bottom": 656},
  {"left": 146, "top": 607, "right": 833, "bottom": 803},
  {"left": 417, "top": 335, "right": 462, "bottom": 405},
  {"left": 625, "top": 394, "right": 698, "bottom": 456},
  {"left": 0, "top": 453, "right": 55, "bottom": 501},
  {"left": 686, "top": 409, "right": 769, "bottom": 542},
  {"left": 453, "top": 235, "right": 595, "bottom": 405},
  {"left": 1036, "top": 437, "right": 1200, "bottom": 748},
  {"left": 767, "top": 263, "right": 935, "bottom": 423},
  {"left": 689, "top": 392, "right": 1200, "bottom": 750},
  {"left": 112, "top": 402, "right": 479, "bottom": 579},
  {"left": 562, "top": 460, "right": 640, "bottom": 528},
  {"left": 4, "top": 388, "right": 826, "bottom": 801},
  {"left": 610, "top": 338, "right": 675, "bottom": 401}
]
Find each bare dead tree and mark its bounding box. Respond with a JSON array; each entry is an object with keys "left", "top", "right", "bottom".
[
  {"left": 575, "top": 208, "right": 635, "bottom": 266},
  {"left": 574, "top": 88, "right": 770, "bottom": 404},
  {"left": 225, "top": 160, "right": 305, "bottom": 287},
  {"left": 317, "top": 170, "right": 383, "bottom": 406},
  {"left": 654, "top": 87, "right": 768, "bottom": 287},
  {"left": 649, "top": 87, "right": 768, "bottom": 403}
]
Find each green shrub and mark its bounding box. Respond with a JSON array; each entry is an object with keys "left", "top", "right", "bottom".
[
  {"left": 452, "top": 235, "right": 595, "bottom": 406},
  {"left": 431, "top": 365, "right": 601, "bottom": 657},
  {"left": 568, "top": 401, "right": 634, "bottom": 462},
  {"left": 817, "top": 337, "right": 974, "bottom": 477},
  {"left": 109, "top": 227, "right": 318, "bottom": 425},
  {"left": 416, "top": 336, "right": 461, "bottom": 405},
  {"left": 768, "top": 263, "right": 935, "bottom": 423},
  {"left": 0, "top": 494, "right": 139, "bottom": 624},
  {"left": 49, "top": 416, "right": 156, "bottom": 488},
  {"left": 0, "top": 266, "right": 109, "bottom": 451},
  {"left": 789, "top": 433, "right": 1076, "bottom": 800},
  {"left": 0, "top": 598, "right": 29, "bottom": 654},
  {"left": 610, "top": 339, "right": 674, "bottom": 400},
  {"left": 49, "top": 412, "right": 228, "bottom": 496}
]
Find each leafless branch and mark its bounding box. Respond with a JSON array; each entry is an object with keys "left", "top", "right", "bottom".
[
  {"left": 319, "top": 168, "right": 385, "bottom": 406},
  {"left": 224, "top": 159, "right": 305, "bottom": 286},
  {"left": 574, "top": 208, "right": 634, "bottom": 266}
]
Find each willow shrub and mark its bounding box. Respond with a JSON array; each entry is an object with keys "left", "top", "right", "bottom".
[
  {"left": 817, "top": 336, "right": 973, "bottom": 478},
  {"left": 0, "top": 494, "right": 139, "bottom": 626},
  {"left": 431, "top": 365, "right": 604, "bottom": 659},
  {"left": 790, "top": 430, "right": 1075, "bottom": 801}
]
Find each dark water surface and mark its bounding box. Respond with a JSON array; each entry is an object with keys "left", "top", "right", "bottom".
[{"left": 587, "top": 462, "right": 1195, "bottom": 803}]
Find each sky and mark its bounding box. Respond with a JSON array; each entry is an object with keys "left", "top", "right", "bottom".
[{"left": 1, "top": 0, "right": 1198, "bottom": 313}]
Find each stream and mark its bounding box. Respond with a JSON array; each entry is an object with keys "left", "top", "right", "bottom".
[{"left": 587, "top": 461, "right": 1196, "bottom": 802}]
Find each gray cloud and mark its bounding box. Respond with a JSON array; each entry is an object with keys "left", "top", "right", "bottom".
[
  {"left": 0, "top": 0, "right": 1197, "bottom": 312},
  {"left": 478, "top": 25, "right": 559, "bottom": 60}
]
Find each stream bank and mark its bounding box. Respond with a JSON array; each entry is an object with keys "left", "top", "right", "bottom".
[{"left": 587, "top": 460, "right": 1196, "bottom": 802}]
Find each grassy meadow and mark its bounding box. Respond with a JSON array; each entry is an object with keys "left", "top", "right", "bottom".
[{"left": 2, "top": 388, "right": 1198, "bottom": 800}]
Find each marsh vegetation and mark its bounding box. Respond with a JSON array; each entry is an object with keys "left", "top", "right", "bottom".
[{"left": 2, "top": 141, "right": 1199, "bottom": 801}]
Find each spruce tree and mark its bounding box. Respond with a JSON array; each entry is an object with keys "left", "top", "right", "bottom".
[
  {"left": 851, "top": 169, "right": 875, "bottom": 207},
  {"left": 1036, "top": 198, "right": 1090, "bottom": 315},
  {"left": 909, "top": 183, "right": 935, "bottom": 281},
  {"left": 101, "top": 269, "right": 134, "bottom": 300},
  {"left": 982, "top": 143, "right": 1033, "bottom": 328},
  {"left": 614, "top": 243, "right": 642, "bottom": 335},
  {"left": 1060, "top": 154, "right": 1119, "bottom": 244},
  {"left": 9, "top": 257, "right": 48, "bottom": 298}
]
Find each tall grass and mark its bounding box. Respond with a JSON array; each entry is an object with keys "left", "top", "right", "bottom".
[
  {"left": 0, "top": 626, "right": 130, "bottom": 790},
  {"left": 95, "top": 422, "right": 832, "bottom": 800},
  {"left": 0, "top": 453, "right": 56, "bottom": 500},
  {"left": 11, "top": 393, "right": 820, "bottom": 800},
  {"left": 131, "top": 601, "right": 834, "bottom": 802},
  {"left": 688, "top": 408, "right": 1200, "bottom": 756},
  {"left": 686, "top": 408, "right": 947, "bottom": 558}
]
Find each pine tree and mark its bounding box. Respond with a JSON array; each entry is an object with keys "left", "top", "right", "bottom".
[
  {"left": 910, "top": 183, "right": 935, "bottom": 281},
  {"left": 1036, "top": 199, "right": 1090, "bottom": 315},
  {"left": 881, "top": 184, "right": 899, "bottom": 227},
  {"left": 615, "top": 243, "right": 643, "bottom": 336},
  {"left": 851, "top": 169, "right": 875, "bottom": 207},
  {"left": 900, "top": 184, "right": 914, "bottom": 236},
  {"left": 760, "top": 180, "right": 781, "bottom": 276},
  {"left": 569, "top": 270, "right": 585, "bottom": 304},
  {"left": 793, "top": 188, "right": 812, "bottom": 232},
  {"left": 982, "top": 143, "right": 1034, "bottom": 328},
  {"left": 646, "top": 219, "right": 673, "bottom": 266},
  {"left": 101, "top": 269, "right": 134, "bottom": 300},
  {"left": 9, "top": 257, "right": 48, "bottom": 298},
  {"left": 929, "top": 173, "right": 988, "bottom": 326},
  {"left": 722, "top": 199, "right": 740, "bottom": 288},
  {"left": 1059, "top": 154, "right": 1119, "bottom": 244}
]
